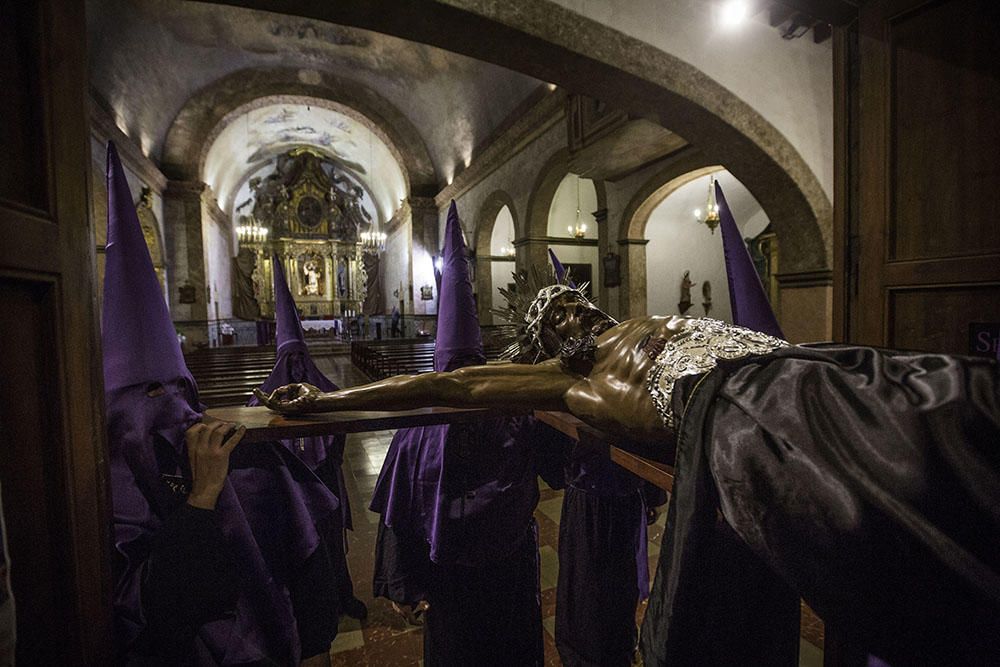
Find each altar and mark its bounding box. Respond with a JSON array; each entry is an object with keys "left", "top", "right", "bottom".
[{"left": 231, "top": 147, "right": 383, "bottom": 322}]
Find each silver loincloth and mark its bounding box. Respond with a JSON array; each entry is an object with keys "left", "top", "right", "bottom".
[{"left": 646, "top": 318, "right": 789, "bottom": 429}]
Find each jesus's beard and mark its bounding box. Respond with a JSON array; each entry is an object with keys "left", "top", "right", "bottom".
[{"left": 557, "top": 315, "right": 617, "bottom": 374}]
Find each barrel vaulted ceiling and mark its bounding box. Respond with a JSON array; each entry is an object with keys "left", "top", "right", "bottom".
[{"left": 87, "top": 0, "right": 544, "bottom": 202}]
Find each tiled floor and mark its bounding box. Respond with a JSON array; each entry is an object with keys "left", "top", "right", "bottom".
[{"left": 314, "top": 356, "right": 824, "bottom": 666}]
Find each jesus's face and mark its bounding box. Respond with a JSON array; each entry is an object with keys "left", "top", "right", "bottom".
[{"left": 541, "top": 292, "right": 615, "bottom": 354}]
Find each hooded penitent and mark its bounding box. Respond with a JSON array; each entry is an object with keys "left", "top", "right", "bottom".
[
  {"left": 548, "top": 248, "right": 575, "bottom": 289},
  {"left": 248, "top": 258, "right": 351, "bottom": 521},
  {"left": 104, "top": 142, "right": 338, "bottom": 665},
  {"left": 370, "top": 202, "right": 539, "bottom": 569},
  {"left": 546, "top": 248, "right": 650, "bottom": 667},
  {"left": 716, "top": 181, "right": 784, "bottom": 339}
]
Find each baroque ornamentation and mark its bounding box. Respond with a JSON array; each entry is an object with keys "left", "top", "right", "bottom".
[
  {"left": 235, "top": 147, "right": 380, "bottom": 319},
  {"left": 646, "top": 318, "right": 788, "bottom": 429}
]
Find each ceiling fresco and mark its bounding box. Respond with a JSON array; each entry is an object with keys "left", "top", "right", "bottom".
[
  {"left": 203, "top": 102, "right": 406, "bottom": 223},
  {"left": 87, "top": 0, "right": 542, "bottom": 186}
]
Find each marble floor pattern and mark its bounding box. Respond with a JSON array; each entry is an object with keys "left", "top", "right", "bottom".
[{"left": 313, "top": 355, "right": 824, "bottom": 666}]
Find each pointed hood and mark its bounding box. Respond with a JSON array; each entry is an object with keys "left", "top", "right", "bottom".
[
  {"left": 548, "top": 248, "right": 577, "bottom": 289},
  {"left": 248, "top": 256, "right": 345, "bottom": 481},
  {"left": 434, "top": 201, "right": 484, "bottom": 372},
  {"left": 102, "top": 141, "right": 193, "bottom": 393},
  {"left": 273, "top": 255, "right": 308, "bottom": 353},
  {"left": 104, "top": 142, "right": 331, "bottom": 662},
  {"left": 370, "top": 203, "right": 577, "bottom": 571},
  {"left": 716, "top": 181, "right": 784, "bottom": 339}
]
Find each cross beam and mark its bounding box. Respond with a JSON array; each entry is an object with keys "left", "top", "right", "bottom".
[{"left": 205, "top": 405, "right": 674, "bottom": 492}]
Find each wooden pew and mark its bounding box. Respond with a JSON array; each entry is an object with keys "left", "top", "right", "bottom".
[
  {"left": 351, "top": 339, "right": 507, "bottom": 380},
  {"left": 186, "top": 346, "right": 278, "bottom": 408}
]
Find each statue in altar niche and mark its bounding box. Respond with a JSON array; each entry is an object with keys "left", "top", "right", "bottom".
[
  {"left": 336, "top": 257, "right": 347, "bottom": 298},
  {"left": 300, "top": 254, "right": 324, "bottom": 296},
  {"left": 257, "top": 190, "right": 1000, "bottom": 665}
]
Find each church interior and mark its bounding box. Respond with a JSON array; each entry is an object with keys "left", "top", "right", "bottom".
[{"left": 1, "top": 0, "right": 999, "bottom": 664}]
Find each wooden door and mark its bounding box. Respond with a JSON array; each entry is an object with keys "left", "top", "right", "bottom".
[
  {"left": 853, "top": 0, "right": 1000, "bottom": 352},
  {"left": 0, "top": 0, "right": 113, "bottom": 662}
]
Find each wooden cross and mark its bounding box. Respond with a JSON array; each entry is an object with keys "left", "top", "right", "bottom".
[{"left": 205, "top": 405, "right": 674, "bottom": 492}]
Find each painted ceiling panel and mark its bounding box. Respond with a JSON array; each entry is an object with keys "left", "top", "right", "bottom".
[{"left": 87, "top": 0, "right": 542, "bottom": 185}]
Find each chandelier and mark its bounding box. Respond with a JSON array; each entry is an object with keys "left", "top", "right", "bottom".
[
  {"left": 361, "top": 229, "right": 387, "bottom": 252},
  {"left": 693, "top": 176, "right": 721, "bottom": 234},
  {"left": 567, "top": 221, "right": 587, "bottom": 239},
  {"left": 237, "top": 215, "right": 269, "bottom": 243},
  {"left": 568, "top": 176, "right": 588, "bottom": 238}
]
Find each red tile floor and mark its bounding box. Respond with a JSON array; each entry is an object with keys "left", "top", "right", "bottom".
[{"left": 314, "top": 356, "right": 824, "bottom": 666}]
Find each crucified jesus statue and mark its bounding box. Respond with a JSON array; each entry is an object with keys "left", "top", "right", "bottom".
[
  {"left": 255, "top": 284, "right": 786, "bottom": 450},
  {"left": 255, "top": 280, "right": 1000, "bottom": 667}
]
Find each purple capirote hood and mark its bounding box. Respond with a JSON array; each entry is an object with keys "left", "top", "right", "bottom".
[
  {"left": 104, "top": 142, "right": 338, "bottom": 664},
  {"left": 716, "top": 181, "right": 784, "bottom": 339},
  {"left": 433, "top": 201, "right": 484, "bottom": 372}
]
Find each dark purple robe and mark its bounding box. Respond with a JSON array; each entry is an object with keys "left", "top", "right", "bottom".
[
  {"left": 555, "top": 445, "right": 649, "bottom": 667},
  {"left": 371, "top": 417, "right": 567, "bottom": 666},
  {"left": 104, "top": 141, "right": 339, "bottom": 664}
]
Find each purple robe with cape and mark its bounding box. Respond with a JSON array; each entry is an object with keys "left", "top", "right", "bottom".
[
  {"left": 371, "top": 203, "right": 567, "bottom": 666},
  {"left": 104, "top": 143, "right": 339, "bottom": 664},
  {"left": 247, "top": 255, "right": 357, "bottom": 610},
  {"left": 548, "top": 248, "right": 650, "bottom": 666}
]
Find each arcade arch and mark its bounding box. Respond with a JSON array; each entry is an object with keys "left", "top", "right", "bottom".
[
  {"left": 473, "top": 190, "right": 519, "bottom": 323},
  {"left": 641, "top": 170, "right": 770, "bottom": 321}
]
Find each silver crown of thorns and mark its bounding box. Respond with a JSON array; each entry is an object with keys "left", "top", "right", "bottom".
[{"left": 490, "top": 265, "right": 589, "bottom": 363}]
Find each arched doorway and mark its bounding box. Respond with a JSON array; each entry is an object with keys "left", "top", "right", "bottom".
[
  {"left": 640, "top": 170, "right": 773, "bottom": 322},
  {"left": 546, "top": 174, "right": 600, "bottom": 300},
  {"left": 473, "top": 190, "right": 519, "bottom": 323}
]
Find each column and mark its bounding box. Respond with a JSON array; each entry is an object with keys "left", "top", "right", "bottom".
[
  {"left": 593, "top": 207, "right": 611, "bottom": 312},
  {"left": 163, "top": 180, "right": 209, "bottom": 346},
  {"left": 617, "top": 238, "right": 649, "bottom": 319}
]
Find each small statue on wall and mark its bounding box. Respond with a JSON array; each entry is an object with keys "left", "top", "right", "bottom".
[
  {"left": 678, "top": 270, "right": 695, "bottom": 315},
  {"left": 702, "top": 280, "right": 712, "bottom": 316}
]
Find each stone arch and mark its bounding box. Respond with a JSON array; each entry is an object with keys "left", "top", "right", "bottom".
[
  {"left": 522, "top": 149, "right": 607, "bottom": 272},
  {"left": 161, "top": 67, "right": 437, "bottom": 192},
  {"left": 201, "top": 95, "right": 413, "bottom": 206},
  {"left": 524, "top": 150, "right": 608, "bottom": 238},
  {"left": 473, "top": 190, "right": 519, "bottom": 323},
  {"left": 215, "top": 0, "right": 830, "bottom": 276}
]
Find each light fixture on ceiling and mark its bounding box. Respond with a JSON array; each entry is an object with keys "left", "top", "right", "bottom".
[
  {"left": 718, "top": 0, "right": 750, "bottom": 28},
  {"left": 568, "top": 176, "right": 587, "bottom": 239},
  {"left": 498, "top": 239, "right": 516, "bottom": 258},
  {"left": 693, "top": 176, "right": 721, "bottom": 234}
]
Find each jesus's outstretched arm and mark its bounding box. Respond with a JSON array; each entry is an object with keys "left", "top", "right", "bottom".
[{"left": 254, "top": 358, "right": 580, "bottom": 414}]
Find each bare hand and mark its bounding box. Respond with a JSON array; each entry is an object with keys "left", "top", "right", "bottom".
[
  {"left": 253, "top": 383, "right": 324, "bottom": 414},
  {"left": 185, "top": 420, "right": 245, "bottom": 510}
]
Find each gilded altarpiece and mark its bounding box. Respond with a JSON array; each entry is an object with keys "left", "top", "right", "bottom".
[{"left": 236, "top": 148, "right": 376, "bottom": 319}]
